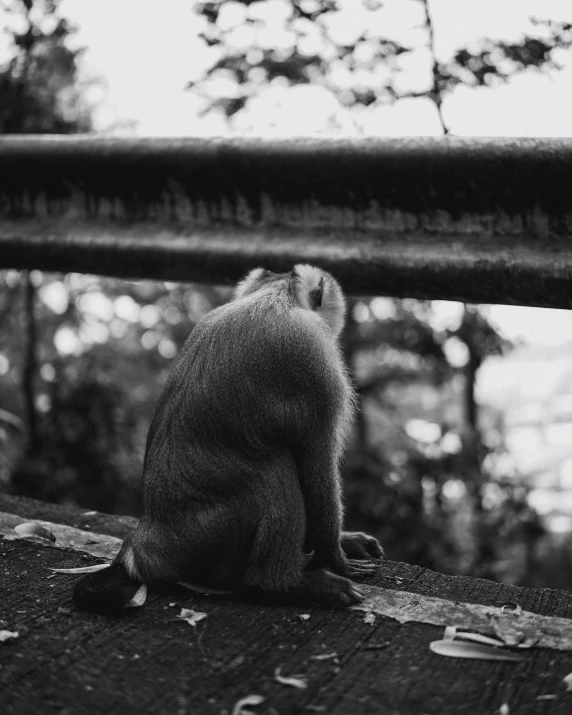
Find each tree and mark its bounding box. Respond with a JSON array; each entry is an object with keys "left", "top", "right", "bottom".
[
  {"left": 0, "top": 0, "right": 92, "bottom": 134},
  {"left": 0, "top": 0, "right": 95, "bottom": 491}
]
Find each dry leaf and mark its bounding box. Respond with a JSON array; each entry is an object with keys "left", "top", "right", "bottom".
[
  {"left": 50, "top": 563, "right": 111, "bottom": 574},
  {"left": 490, "top": 615, "right": 525, "bottom": 647},
  {"left": 126, "top": 584, "right": 147, "bottom": 608},
  {"left": 231, "top": 694, "right": 264, "bottom": 715},
  {"left": 299, "top": 613, "right": 311, "bottom": 621},
  {"left": 310, "top": 653, "right": 338, "bottom": 661},
  {"left": 0, "top": 630, "right": 18, "bottom": 642},
  {"left": 177, "top": 608, "right": 207, "bottom": 626},
  {"left": 82, "top": 511, "right": 97, "bottom": 516},
  {"left": 444, "top": 627, "right": 506, "bottom": 648},
  {"left": 275, "top": 667, "right": 308, "bottom": 689},
  {"left": 444, "top": 626, "right": 457, "bottom": 640},
  {"left": 178, "top": 580, "right": 234, "bottom": 595},
  {"left": 501, "top": 603, "right": 522, "bottom": 616},
  {"left": 15, "top": 523, "right": 56, "bottom": 543},
  {"left": 499, "top": 703, "right": 509, "bottom": 715},
  {"left": 563, "top": 672, "right": 572, "bottom": 692},
  {"left": 536, "top": 695, "right": 558, "bottom": 701},
  {"left": 363, "top": 612, "right": 375, "bottom": 625},
  {"left": 429, "top": 640, "right": 522, "bottom": 662}
]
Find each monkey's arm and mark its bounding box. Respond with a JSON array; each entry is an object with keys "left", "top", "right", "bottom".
[{"left": 296, "top": 439, "right": 377, "bottom": 580}]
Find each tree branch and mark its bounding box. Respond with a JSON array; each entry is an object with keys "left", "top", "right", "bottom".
[{"left": 421, "top": 0, "right": 450, "bottom": 135}]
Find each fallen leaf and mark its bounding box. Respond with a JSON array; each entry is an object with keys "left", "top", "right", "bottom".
[
  {"left": 444, "top": 626, "right": 457, "bottom": 640},
  {"left": 299, "top": 613, "right": 311, "bottom": 621},
  {"left": 490, "top": 615, "right": 525, "bottom": 647},
  {"left": 15, "top": 523, "right": 56, "bottom": 543},
  {"left": 178, "top": 580, "right": 234, "bottom": 595},
  {"left": 275, "top": 667, "right": 308, "bottom": 689},
  {"left": 177, "top": 608, "right": 207, "bottom": 626},
  {"left": 499, "top": 703, "right": 509, "bottom": 715},
  {"left": 310, "top": 652, "right": 338, "bottom": 661},
  {"left": 82, "top": 511, "right": 98, "bottom": 516},
  {"left": 363, "top": 612, "right": 375, "bottom": 625},
  {"left": 501, "top": 603, "right": 522, "bottom": 616},
  {"left": 563, "top": 672, "right": 572, "bottom": 692},
  {"left": 444, "top": 627, "right": 506, "bottom": 648},
  {"left": 49, "top": 563, "right": 111, "bottom": 574},
  {"left": 231, "top": 694, "right": 264, "bottom": 715},
  {"left": 429, "top": 640, "right": 523, "bottom": 662},
  {"left": 126, "top": 584, "right": 147, "bottom": 608},
  {"left": 536, "top": 695, "right": 558, "bottom": 701},
  {"left": 0, "top": 630, "right": 18, "bottom": 643}
]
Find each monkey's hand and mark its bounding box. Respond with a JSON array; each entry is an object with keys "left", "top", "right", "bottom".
[
  {"left": 341, "top": 531, "right": 385, "bottom": 561},
  {"left": 326, "top": 549, "right": 379, "bottom": 581}
]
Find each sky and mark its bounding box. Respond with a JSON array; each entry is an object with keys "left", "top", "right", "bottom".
[{"left": 4, "top": 0, "right": 572, "bottom": 346}]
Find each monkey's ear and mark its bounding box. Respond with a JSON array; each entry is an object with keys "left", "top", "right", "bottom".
[{"left": 308, "top": 277, "right": 324, "bottom": 310}]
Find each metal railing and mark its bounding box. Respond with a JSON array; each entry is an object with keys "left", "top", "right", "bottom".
[{"left": 1, "top": 135, "right": 571, "bottom": 307}]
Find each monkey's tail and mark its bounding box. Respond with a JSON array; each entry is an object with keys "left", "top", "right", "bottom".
[{"left": 73, "top": 561, "right": 144, "bottom": 616}]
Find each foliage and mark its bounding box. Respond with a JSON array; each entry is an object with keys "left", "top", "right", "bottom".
[
  {"left": 0, "top": 0, "right": 92, "bottom": 133},
  {"left": 190, "top": 0, "right": 572, "bottom": 130}
]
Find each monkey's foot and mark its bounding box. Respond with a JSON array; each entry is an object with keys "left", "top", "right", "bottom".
[
  {"left": 301, "top": 568, "right": 364, "bottom": 608},
  {"left": 342, "top": 531, "right": 385, "bottom": 560}
]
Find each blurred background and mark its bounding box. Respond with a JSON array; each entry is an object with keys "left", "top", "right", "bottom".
[{"left": 1, "top": 0, "right": 572, "bottom": 590}]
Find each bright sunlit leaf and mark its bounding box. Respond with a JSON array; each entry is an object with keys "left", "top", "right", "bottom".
[
  {"left": 177, "top": 608, "right": 207, "bottom": 626},
  {"left": 126, "top": 583, "right": 147, "bottom": 608},
  {"left": 0, "top": 630, "right": 19, "bottom": 643},
  {"left": 429, "top": 639, "right": 522, "bottom": 662},
  {"left": 231, "top": 694, "right": 264, "bottom": 715},
  {"left": 15, "top": 523, "right": 56, "bottom": 543},
  {"left": 274, "top": 667, "right": 308, "bottom": 689},
  {"left": 50, "top": 563, "right": 111, "bottom": 574}
]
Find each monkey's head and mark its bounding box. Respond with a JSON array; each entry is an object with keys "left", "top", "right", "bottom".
[{"left": 234, "top": 264, "right": 346, "bottom": 338}]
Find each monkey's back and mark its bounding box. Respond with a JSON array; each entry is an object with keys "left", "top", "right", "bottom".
[{"left": 140, "top": 291, "right": 351, "bottom": 513}]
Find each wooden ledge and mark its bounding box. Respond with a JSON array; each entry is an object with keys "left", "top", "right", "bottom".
[{"left": 1, "top": 494, "right": 572, "bottom": 714}]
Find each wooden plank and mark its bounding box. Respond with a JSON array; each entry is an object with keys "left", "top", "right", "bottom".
[
  {"left": 2, "top": 497, "right": 572, "bottom": 713},
  {"left": 1, "top": 136, "right": 572, "bottom": 306}
]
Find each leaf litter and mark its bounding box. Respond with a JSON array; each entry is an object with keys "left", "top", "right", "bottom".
[
  {"left": 49, "top": 563, "right": 111, "bottom": 574},
  {"left": 353, "top": 586, "right": 572, "bottom": 651},
  {"left": 274, "top": 667, "right": 308, "bottom": 689},
  {"left": 177, "top": 608, "right": 207, "bottom": 626},
  {"left": 231, "top": 694, "right": 264, "bottom": 715},
  {"left": 14, "top": 523, "right": 55, "bottom": 543},
  {"left": 430, "top": 626, "right": 523, "bottom": 662},
  {"left": 126, "top": 584, "right": 147, "bottom": 608},
  {"left": 0, "top": 630, "right": 19, "bottom": 643}
]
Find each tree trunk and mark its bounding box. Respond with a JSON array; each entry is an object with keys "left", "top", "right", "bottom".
[{"left": 22, "top": 271, "right": 40, "bottom": 455}]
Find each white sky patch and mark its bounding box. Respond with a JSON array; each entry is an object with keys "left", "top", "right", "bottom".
[{"left": 488, "top": 305, "right": 572, "bottom": 346}]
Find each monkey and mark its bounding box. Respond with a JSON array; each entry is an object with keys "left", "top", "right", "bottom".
[{"left": 74, "top": 264, "right": 384, "bottom": 614}]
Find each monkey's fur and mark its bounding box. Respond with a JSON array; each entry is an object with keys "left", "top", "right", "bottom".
[{"left": 74, "top": 265, "right": 383, "bottom": 613}]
